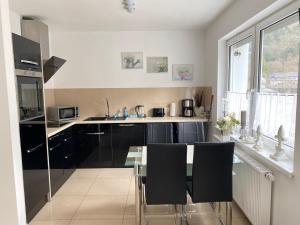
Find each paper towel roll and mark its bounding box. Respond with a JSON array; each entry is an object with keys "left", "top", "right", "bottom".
[{"left": 170, "top": 103, "right": 176, "bottom": 117}]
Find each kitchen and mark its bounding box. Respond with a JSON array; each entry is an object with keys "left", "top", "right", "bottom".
[{"left": 1, "top": 1, "right": 300, "bottom": 225}]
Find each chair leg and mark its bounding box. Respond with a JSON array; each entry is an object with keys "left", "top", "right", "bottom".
[{"left": 226, "top": 202, "right": 232, "bottom": 225}]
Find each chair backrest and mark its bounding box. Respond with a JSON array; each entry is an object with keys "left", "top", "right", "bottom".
[
  {"left": 191, "top": 142, "right": 234, "bottom": 203},
  {"left": 146, "top": 144, "right": 187, "bottom": 205}
]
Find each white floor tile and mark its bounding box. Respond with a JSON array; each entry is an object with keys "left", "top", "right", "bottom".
[
  {"left": 70, "top": 219, "right": 123, "bottom": 225},
  {"left": 98, "top": 168, "right": 134, "bottom": 178},
  {"left": 56, "top": 178, "right": 95, "bottom": 196},
  {"left": 71, "top": 169, "right": 100, "bottom": 179},
  {"left": 32, "top": 196, "right": 84, "bottom": 221},
  {"left": 29, "top": 221, "right": 71, "bottom": 225},
  {"left": 88, "top": 178, "right": 131, "bottom": 195},
  {"left": 74, "top": 195, "right": 127, "bottom": 219}
]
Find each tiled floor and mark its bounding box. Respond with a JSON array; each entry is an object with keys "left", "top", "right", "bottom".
[{"left": 29, "top": 168, "right": 251, "bottom": 225}]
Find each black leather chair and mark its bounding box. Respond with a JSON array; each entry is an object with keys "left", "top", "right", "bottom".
[
  {"left": 145, "top": 143, "right": 187, "bottom": 205},
  {"left": 187, "top": 142, "right": 234, "bottom": 225}
]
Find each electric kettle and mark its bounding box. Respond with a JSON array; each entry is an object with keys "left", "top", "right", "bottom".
[{"left": 135, "top": 105, "right": 145, "bottom": 118}]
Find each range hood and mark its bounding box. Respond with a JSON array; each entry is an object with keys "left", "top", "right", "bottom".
[{"left": 21, "top": 17, "right": 66, "bottom": 83}]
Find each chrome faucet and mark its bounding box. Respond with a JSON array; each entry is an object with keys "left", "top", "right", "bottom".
[{"left": 105, "top": 98, "right": 110, "bottom": 118}]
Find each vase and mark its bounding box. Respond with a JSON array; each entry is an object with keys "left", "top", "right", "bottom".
[{"left": 221, "top": 130, "right": 231, "bottom": 142}]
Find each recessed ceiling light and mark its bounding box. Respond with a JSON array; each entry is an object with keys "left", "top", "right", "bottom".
[{"left": 123, "top": 0, "right": 136, "bottom": 13}]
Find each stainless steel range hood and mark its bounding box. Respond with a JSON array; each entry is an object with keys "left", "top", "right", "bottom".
[{"left": 21, "top": 17, "right": 66, "bottom": 83}]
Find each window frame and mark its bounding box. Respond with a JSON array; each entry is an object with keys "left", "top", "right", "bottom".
[
  {"left": 226, "top": 27, "right": 256, "bottom": 93},
  {"left": 225, "top": 3, "right": 300, "bottom": 149}
]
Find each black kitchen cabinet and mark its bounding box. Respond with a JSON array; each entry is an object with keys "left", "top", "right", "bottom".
[
  {"left": 48, "top": 132, "right": 64, "bottom": 196},
  {"left": 62, "top": 128, "right": 76, "bottom": 179},
  {"left": 112, "top": 123, "right": 146, "bottom": 167},
  {"left": 146, "top": 123, "right": 173, "bottom": 144},
  {"left": 174, "top": 122, "right": 207, "bottom": 144},
  {"left": 48, "top": 127, "right": 75, "bottom": 196},
  {"left": 75, "top": 124, "right": 112, "bottom": 168},
  {"left": 19, "top": 121, "right": 49, "bottom": 222}
]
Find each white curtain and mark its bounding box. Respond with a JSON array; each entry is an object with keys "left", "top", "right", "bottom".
[
  {"left": 253, "top": 93, "right": 297, "bottom": 147},
  {"left": 226, "top": 91, "right": 249, "bottom": 121}
]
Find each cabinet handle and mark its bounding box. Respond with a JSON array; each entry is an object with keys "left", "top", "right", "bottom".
[
  {"left": 49, "top": 133, "right": 62, "bottom": 141},
  {"left": 118, "top": 124, "right": 135, "bottom": 127},
  {"left": 64, "top": 154, "right": 73, "bottom": 159},
  {"left": 64, "top": 137, "right": 72, "bottom": 142},
  {"left": 20, "top": 59, "right": 39, "bottom": 66},
  {"left": 26, "top": 143, "right": 43, "bottom": 154},
  {"left": 49, "top": 143, "right": 61, "bottom": 151},
  {"left": 85, "top": 132, "right": 104, "bottom": 135}
]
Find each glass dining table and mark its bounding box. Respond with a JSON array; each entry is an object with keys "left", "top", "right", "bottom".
[{"left": 125, "top": 145, "right": 242, "bottom": 225}]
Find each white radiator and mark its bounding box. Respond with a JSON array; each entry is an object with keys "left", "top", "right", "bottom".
[{"left": 233, "top": 149, "right": 274, "bottom": 225}]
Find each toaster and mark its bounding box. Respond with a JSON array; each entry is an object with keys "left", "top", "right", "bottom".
[{"left": 152, "top": 108, "right": 165, "bottom": 117}]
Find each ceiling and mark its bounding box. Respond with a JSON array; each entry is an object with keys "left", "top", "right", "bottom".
[{"left": 10, "top": 0, "right": 234, "bottom": 31}]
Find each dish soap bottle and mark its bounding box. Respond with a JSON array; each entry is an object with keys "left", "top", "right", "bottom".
[{"left": 123, "top": 107, "right": 129, "bottom": 118}]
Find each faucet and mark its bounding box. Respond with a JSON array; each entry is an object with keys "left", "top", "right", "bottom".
[{"left": 105, "top": 98, "right": 110, "bottom": 118}]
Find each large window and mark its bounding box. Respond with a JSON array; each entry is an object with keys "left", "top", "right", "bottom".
[{"left": 226, "top": 9, "right": 300, "bottom": 148}]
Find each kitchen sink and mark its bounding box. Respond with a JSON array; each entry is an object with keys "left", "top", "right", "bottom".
[{"left": 84, "top": 116, "right": 126, "bottom": 121}]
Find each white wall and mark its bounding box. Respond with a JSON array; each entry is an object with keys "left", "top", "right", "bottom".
[
  {"left": 0, "top": 1, "right": 26, "bottom": 225},
  {"left": 204, "top": 0, "right": 300, "bottom": 225},
  {"left": 9, "top": 10, "right": 20, "bottom": 34},
  {"left": 49, "top": 30, "right": 205, "bottom": 88}
]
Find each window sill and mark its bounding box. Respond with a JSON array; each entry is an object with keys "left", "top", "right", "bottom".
[{"left": 213, "top": 134, "right": 294, "bottom": 178}]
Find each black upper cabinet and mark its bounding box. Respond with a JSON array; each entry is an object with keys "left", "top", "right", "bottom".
[
  {"left": 174, "top": 122, "right": 207, "bottom": 144},
  {"left": 75, "top": 124, "right": 112, "bottom": 168},
  {"left": 112, "top": 123, "right": 146, "bottom": 167},
  {"left": 146, "top": 123, "right": 173, "bottom": 144}
]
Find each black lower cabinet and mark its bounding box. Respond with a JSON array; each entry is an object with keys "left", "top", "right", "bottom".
[
  {"left": 75, "top": 124, "right": 112, "bottom": 168},
  {"left": 20, "top": 121, "right": 49, "bottom": 223},
  {"left": 146, "top": 123, "right": 173, "bottom": 144},
  {"left": 174, "top": 122, "right": 207, "bottom": 144},
  {"left": 112, "top": 123, "right": 146, "bottom": 167},
  {"left": 48, "top": 127, "right": 75, "bottom": 197}
]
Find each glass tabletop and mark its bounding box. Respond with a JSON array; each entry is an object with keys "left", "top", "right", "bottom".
[{"left": 126, "top": 146, "right": 242, "bottom": 177}]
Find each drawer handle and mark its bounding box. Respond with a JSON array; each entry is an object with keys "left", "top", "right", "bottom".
[
  {"left": 49, "top": 143, "right": 61, "bottom": 151},
  {"left": 86, "top": 132, "right": 104, "bottom": 135},
  {"left": 49, "top": 133, "right": 62, "bottom": 141},
  {"left": 64, "top": 137, "right": 72, "bottom": 142},
  {"left": 26, "top": 143, "right": 43, "bottom": 154},
  {"left": 118, "top": 124, "right": 135, "bottom": 127},
  {"left": 64, "top": 154, "right": 73, "bottom": 159}
]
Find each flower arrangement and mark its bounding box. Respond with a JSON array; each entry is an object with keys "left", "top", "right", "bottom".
[{"left": 216, "top": 113, "right": 240, "bottom": 135}]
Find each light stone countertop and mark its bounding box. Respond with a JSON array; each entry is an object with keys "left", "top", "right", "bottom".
[{"left": 47, "top": 116, "right": 208, "bottom": 138}]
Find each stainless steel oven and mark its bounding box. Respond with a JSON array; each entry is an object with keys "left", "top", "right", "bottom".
[{"left": 17, "top": 75, "right": 44, "bottom": 121}]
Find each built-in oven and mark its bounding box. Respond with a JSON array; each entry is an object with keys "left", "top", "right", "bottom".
[{"left": 17, "top": 75, "right": 44, "bottom": 121}]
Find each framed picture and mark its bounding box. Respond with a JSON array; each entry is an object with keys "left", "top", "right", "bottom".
[
  {"left": 147, "top": 57, "right": 168, "bottom": 73},
  {"left": 172, "top": 64, "right": 194, "bottom": 81},
  {"left": 121, "top": 52, "right": 143, "bottom": 69}
]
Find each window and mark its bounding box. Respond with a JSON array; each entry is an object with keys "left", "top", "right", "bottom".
[
  {"left": 226, "top": 33, "right": 254, "bottom": 122},
  {"left": 260, "top": 13, "right": 299, "bottom": 93},
  {"left": 229, "top": 36, "right": 253, "bottom": 93},
  {"left": 226, "top": 9, "right": 300, "bottom": 148}
]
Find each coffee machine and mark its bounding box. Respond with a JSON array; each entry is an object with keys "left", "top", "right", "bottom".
[{"left": 182, "top": 99, "right": 194, "bottom": 117}]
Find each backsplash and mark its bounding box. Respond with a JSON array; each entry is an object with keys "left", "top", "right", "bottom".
[{"left": 44, "top": 87, "right": 213, "bottom": 118}]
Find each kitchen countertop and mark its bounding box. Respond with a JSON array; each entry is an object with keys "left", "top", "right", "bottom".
[{"left": 47, "top": 116, "right": 208, "bottom": 138}]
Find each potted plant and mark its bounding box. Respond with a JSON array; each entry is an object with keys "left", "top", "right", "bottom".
[{"left": 216, "top": 113, "right": 240, "bottom": 141}]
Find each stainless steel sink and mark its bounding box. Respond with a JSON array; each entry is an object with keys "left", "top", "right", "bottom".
[{"left": 84, "top": 116, "right": 126, "bottom": 121}]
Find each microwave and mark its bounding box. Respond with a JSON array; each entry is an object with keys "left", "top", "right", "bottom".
[{"left": 47, "top": 106, "right": 79, "bottom": 122}]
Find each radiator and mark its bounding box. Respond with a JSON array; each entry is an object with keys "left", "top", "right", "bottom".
[{"left": 233, "top": 149, "right": 275, "bottom": 225}]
